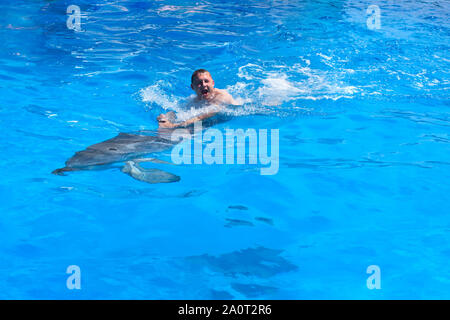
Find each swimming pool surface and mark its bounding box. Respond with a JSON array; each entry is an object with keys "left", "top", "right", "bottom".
[{"left": 0, "top": 0, "right": 449, "bottom": 299}]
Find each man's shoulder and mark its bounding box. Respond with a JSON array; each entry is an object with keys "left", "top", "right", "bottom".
[
  {"left": 214, "top": 88, "right": 230, "bottom": 96},
  {"left": 214, "top": 88, "right": 235, "bottom": 104}
]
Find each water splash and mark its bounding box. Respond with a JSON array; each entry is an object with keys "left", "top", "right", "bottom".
[{"left": 139, "top": 62, "right": 357, "bottom": 120}]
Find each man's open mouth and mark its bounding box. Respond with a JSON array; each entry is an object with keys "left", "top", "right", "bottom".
[{"left": 201, "top": 89, "right": 208, "bottom": 95}]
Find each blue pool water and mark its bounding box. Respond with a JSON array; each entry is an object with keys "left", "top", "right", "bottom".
[{"left": 0, "top": 0, "right": 449, "bottom": 299}]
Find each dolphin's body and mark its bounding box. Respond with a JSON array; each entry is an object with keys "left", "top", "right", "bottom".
[{"left": 52, "top": 132, "right": 180, "bottom": 184}]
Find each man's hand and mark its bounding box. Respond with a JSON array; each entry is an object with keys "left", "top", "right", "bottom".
[{"left": 157, "top": 112, "right": 177, "bottom": 128}]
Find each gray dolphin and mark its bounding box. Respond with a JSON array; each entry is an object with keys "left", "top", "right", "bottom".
[
  {"left": 52, "top": 132, "right": 181, "bottom": 184},
  {"left": 51, "top": 112, "right": 232, "bottom": 183}
]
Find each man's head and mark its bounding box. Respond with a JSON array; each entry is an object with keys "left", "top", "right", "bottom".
[{"left": 191, "top": 69, "right": 215, "bottom": 100}]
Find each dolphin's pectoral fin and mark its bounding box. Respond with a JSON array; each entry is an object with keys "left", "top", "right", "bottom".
[
  {"left": 52, "top": 167, "right": 81, "bottom": 176},
  {"left": 121, "top": 161, "right": 180, "bottom": 184},
  {"left": 138, "top": 168, "right": 181, "bottom": 184}
]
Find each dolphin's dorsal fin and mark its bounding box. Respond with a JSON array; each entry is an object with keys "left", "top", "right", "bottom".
[{"left": 117, "top": 132, "right": 137, "bottom": 138}]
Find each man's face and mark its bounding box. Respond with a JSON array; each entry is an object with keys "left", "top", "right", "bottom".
[{"left": 191, "top": 72, "right": 215, "bottom": 100}]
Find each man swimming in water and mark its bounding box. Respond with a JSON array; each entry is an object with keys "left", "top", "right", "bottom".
[{"left": 157, "top": 69, "right": 237, "bottom": 128}]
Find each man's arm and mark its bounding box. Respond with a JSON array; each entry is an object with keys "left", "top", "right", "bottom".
[
  {"left": 158, "top": 111, "right": 218, "bottom": 128},
  {"left": 157, "top": 90, "right": 237, "bottom": 128}
]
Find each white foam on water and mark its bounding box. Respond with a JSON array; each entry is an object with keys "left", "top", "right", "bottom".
[
  {"left": 235, "top": 62, "right": 357, "bottom": 106},
  {"left": 139, "top": 80, "right": 181, "bottom": 112}
]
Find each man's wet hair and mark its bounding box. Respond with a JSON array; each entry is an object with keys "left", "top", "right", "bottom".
[{"left": 191, "top": 69, "right": 211, "bottom": 83}]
